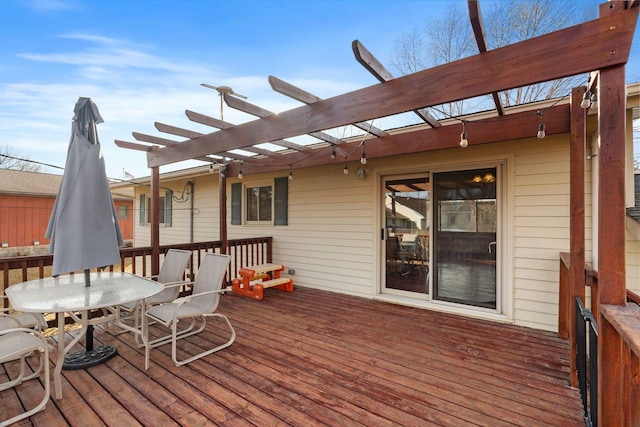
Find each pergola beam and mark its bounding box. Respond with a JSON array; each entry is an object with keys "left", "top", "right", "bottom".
[
  {"left": 147, "top": 8, "right": 636, "bottom": 169},
  {"left": 229, "top": 103, "right": 570, "bottom": 176}
]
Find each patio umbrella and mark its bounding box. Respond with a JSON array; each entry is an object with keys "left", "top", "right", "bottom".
[{"left": 45, "top": 97, "right": 124, "bottom": 369}]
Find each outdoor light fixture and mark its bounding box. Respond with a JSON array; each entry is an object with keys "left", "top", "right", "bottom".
[
  {"left": 238, "top": 169, "right": 243, "bottom": 179},
  {"left": 459, "top": 121, "right": 468, "bottom": 148},
  {"left": 536, "top": 111, "right": 546, "bottom": 139},
  {"left": 330, "top": 145, "right": 336, "bottom": 160},
  {"left": 580, "top": 90, "right": 592, "bottom": 109}
]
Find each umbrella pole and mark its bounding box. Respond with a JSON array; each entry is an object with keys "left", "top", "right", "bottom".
[
  {"left": 63, "top": 269, "right": 117, "bottom": 370},
  {"left": 84, "top": 269, "right": 94, "bottom": 351}
]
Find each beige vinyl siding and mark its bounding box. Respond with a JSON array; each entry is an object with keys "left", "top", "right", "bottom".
[
  {"left": 133, "top": 175, "right": 220, "bottom": 247},
  {"left": 512, "top": 135, "right": 577, "bottom": 330}
]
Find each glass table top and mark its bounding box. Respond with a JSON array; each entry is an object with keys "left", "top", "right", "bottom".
[{"left": 6, "top": 272, "right": 163, "bottom": 313}]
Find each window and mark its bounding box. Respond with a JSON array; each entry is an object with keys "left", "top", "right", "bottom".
[
  {"left": 118, "top": 204, "right": 129, "bottom": 219},
  {"left": 246, "top": 186, "right": 272, "bottom": 222},
  {"left": 139, "top": 191, "right": 173, "bottom": 227},
  {"left": 231, "top": 177, "right": 288, "bottom": 225}
]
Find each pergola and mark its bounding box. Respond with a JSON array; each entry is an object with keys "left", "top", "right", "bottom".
[{"left": 117, "top": 2, "right": 639, "bottom": 424}]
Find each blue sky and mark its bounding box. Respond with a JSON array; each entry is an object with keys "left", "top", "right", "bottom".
[{"left": 0, "top": 0, "right": 637, "bottom": 179}]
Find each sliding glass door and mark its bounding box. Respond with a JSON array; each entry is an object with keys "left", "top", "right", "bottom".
[
  {"left": 383, "top": 176, "right": 430, "bottom": 295},
  {"left": 432, "top": 169, "right": 497, "bottom": 309}
]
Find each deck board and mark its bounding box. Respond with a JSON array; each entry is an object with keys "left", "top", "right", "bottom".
[{"left": 1, "top": 286, "right": 584, "bottom": 426}]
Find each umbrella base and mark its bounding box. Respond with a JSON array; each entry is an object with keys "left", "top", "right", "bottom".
[{"left": 63, "top": 345, "right": 117, "bottom": 370}]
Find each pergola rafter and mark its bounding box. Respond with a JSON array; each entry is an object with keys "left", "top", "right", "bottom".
[
  {"left": 351, "top": 39, "right": 442, "bottom": 127},
  {"left": 468, "top": 0, "right": 505, "bottom": 116}
]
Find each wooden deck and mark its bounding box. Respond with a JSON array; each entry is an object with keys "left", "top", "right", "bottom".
[{"left": 3, "top": 287, "right": 584, "bottom": 426}]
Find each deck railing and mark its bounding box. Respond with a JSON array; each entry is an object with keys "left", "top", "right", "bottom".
[
  {"left": 559, "top": 253, "right": 640, "bottom": 426},
  {"left": 575, "top": 296, "right": 598, "bottom": 427},
  {"left": 2, "top": 237, "right": 273, "bottom": 308}
]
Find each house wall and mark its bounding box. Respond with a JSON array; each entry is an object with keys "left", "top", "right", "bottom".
[{"left": 0, "top": 194, "right": 54, "bottom": 247}]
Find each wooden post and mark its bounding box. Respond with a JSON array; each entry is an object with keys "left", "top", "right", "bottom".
[
  {"left": 569, "top": 86, "right": 587, "bottom": 387},
  {"left": 597, "top": 61, "right": 627, "bottom": 426},
  {"left": 219, "top": 164, "right": 228, "bottom": 255},
  {"left": 151, "top": 166, "right": 160, "bottom": 276}
]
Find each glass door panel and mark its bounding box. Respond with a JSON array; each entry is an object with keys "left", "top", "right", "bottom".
[
  {"left": 383, "top": 176, "right": 430, "bottom": 295},
  {"left": 433, "top": 169, "right": 497, "bottom": 309}
]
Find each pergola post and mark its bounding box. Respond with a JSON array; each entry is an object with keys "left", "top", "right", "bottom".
[
  {"left": 597, "top": 62, "right": 627, "bottom": 426},
  {"left": 569, "top": 86, "right": 587, "bottom": 388},
  {"left": 151, "top": 165, "right": 160, "bottom": 276},
  {"left": 219, "top": 165, "right": 228, "bottom": 254}
]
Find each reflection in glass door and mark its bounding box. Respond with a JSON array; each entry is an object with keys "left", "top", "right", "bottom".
[
  {"left": 383, "top": 176, "right": 430, "bottom": 295},
  {"left": 433, "top": 169, "right": 497, "bottom": 309}
]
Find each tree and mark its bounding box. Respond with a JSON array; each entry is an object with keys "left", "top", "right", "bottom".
[
  {"left": 0, "top": 145, "right": 43, "bottom": 172},
  {"left": 389, "top": 0, "right": 598, "bottom": 118}
]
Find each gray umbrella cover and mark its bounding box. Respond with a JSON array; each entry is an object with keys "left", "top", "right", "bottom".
[{"left": 45, "top": 97, "right": 124, "bottom": 277}]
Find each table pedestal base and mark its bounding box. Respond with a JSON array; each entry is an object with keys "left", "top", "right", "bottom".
[{"left": 63, "top": 345, "right": 117, "bottom": 370}]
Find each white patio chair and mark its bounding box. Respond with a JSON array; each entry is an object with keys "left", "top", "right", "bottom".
[
  {"left": 1, "top": 295, "right": 47, "bottom": 331},
  {"left": 143, "top": 253, "right": 234, "bottom": 369},
  {"left": 0, "top": 327, "right": 51, "bottom": 427},
  {"left": 112, "top": 249, "right": 191, "bottom": 337}
]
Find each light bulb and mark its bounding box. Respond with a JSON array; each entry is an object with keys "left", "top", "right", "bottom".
[
  {"left": 238, "top": 170, "right": 243, "bottom": 179},
  {"left": 580, "top": 90, "right": 592, "bottom": 109},
  {"left": 331, "top": 146, "right": 336, "bottom": 160},
  {"left": 537, "top": 123, "right": 546, "bottom": 139},
  {"left": 361, "top": 152, "right": 367, "bottom": 165},
  {"left": 343, "top": 164, "right": 349, "bottom": 175},
  {"left": 459, "top": 132, "right": 468, "bottom": 148},
  {"left": 288, "top": 170, "right": 293, "bottom": 181}
]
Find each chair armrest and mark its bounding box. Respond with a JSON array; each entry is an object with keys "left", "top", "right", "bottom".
[
  {"left": 0, "top": 313, "right": 21, "bottom": 328},
  {"left": 161, "top": 280, "right": 192, "bottom": 288},
  {"left": 172, "top": 287, "right": 233, "bottom": 310}
]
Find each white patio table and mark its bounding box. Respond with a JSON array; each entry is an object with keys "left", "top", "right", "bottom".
[{"left": 6, "top": 271, "right": 162, "bottom": 399}]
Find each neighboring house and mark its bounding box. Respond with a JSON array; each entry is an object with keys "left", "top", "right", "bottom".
[
  {"left": 110, "top": 85, "right": 640, "bottom": 333},
  {"left": 0, "top": 169, "right": 134, "bottom": 252}
]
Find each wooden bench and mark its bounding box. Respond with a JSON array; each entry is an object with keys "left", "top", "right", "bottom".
[{"left": 231, "top": 263, "right": 293, "bottom": 300}]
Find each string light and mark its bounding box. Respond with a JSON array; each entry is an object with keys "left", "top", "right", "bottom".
[
  {"left": 580, "top": 90, "right": 592, "bottom": 109},
  {"left": 209, "top": 163, "right": 214, "bottom": 173},
  {"left": 343, "top": 157, "right": 349, "bottom": 175},
  {"left": 361, "top": 142, "right": 367, "bottom": 164},
  {"left": 459, "top": 121, "right": 468, "bottom": 148},
  {"left": 288, "top": 165, "right": 293, "bottom": 181},
  {"left": 330, "top": 145, "right": 336, "bottom": 160},
  {"left": 536, "top": 111, "right": 546, "bottom": 139},
  {"left": 238, "top": 168, "right": 243, "bottom": 179}
]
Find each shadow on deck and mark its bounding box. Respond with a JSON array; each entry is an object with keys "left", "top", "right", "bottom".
[{"left": 2, "top": 287, "right": 583, "bottom": 426}]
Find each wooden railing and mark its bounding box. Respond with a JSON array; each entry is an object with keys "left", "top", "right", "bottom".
[
  {"left": 559, "top": 253, "right": 640, "bottom": 426},
  {"left": 2, "top": 237, "right": 273, "bottom": 306}
]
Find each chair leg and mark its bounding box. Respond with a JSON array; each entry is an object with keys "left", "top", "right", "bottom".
[
  {"left": 171, "top": 314, "right": 236, "bottom": 367},
  {"left": 0, "top": 343, "right": 50, "bottom": 427}
]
